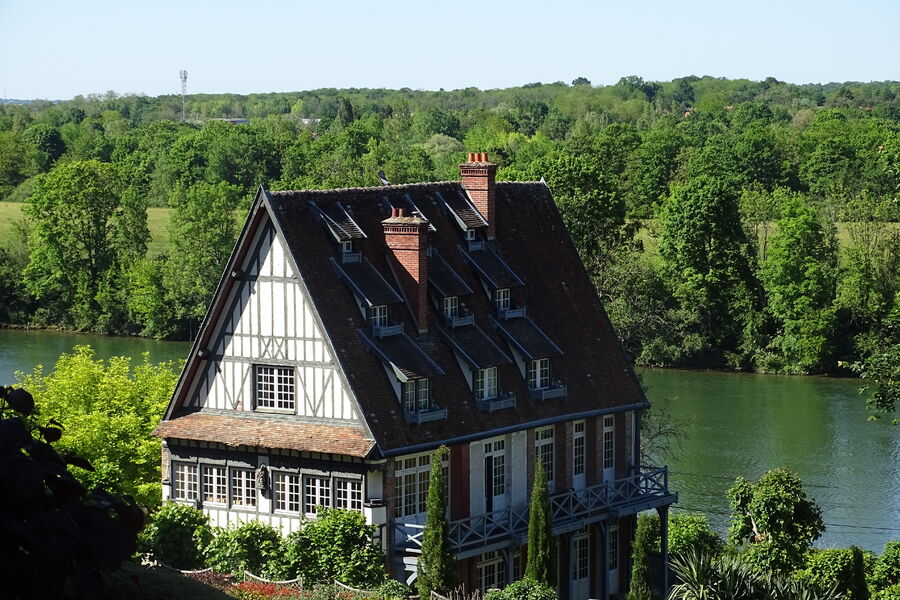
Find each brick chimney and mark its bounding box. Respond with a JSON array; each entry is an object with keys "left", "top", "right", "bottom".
[
  {"left": 460, "top": 152, "right": 498, "bottom": 239},
  {"left": 383, "top": 207, "right": 430, "bottom": 334}
]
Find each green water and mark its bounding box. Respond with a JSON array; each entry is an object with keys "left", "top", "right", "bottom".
[
  {"left": 638, "top": 367, "right": 900, "bottom": 552},
  {"left": 0, "top": 329, "right": 895, "bottom": 551}
]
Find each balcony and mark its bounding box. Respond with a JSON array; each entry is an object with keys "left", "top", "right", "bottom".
[
  {"left": 404, "top": 406, "right": 448, "bottom": 424},
  {"left": 373, "top": 323, "right": 404, "bottom": 338},
  {"left": 341, "top": 251, "right": 362, "bottom": 264},
  {"left": 497, "top": 306, "right": 525, "bottom": 320},
  {"left": 392, "top": 467, "right": 676, "bottom": 557},
  {"left": 468, "top": 240, "right": 485, "bottom": 251},
  {"left": 528, "top": 381, "right": 568, "bottom": 401},
  {"left": 446, "top": 313, "right": 474, "bottom": 328},
  {"left": 475, "top": 390, "right": 517, "bottom": 413}
]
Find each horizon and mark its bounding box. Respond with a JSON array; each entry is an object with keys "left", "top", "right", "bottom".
[{"left": 2, "top": 0, "right": 899, "bottom": 101}]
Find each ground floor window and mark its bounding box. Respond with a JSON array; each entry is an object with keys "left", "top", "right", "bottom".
[
  {"left": 335, "top": 478, "right": 363, "bottom": 511},
  {"left": 174, "top": 463, "right": 199, "bottom": 501},
  {"left": 476, "top": 551, "right": 505, "bottom": 593},
  {"left": 231, "top": 468, "right": 256, "bottom": 507},
  {"left": 275, "top": 472, "right": 301, "bottom": 513},
  {"left": 203, "top": 466, "right": 227, "bottom": 504},
  {"left": 304, "top": 475, "right": 331, "bottom": 515},
  {"left": 609, "top": 525, "right": 619, "bottom": 571}
]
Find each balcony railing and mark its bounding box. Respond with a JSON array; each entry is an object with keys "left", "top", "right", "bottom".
[
  {"left": 468, "top": 240, "right": 485, "bottom": 251},
  {"left": 498, "top": 306, "right": 525, "bottom": 320},
  {"left": 373, "top": 323, "right": 404, "bottom": 338},
  {"left": 475, "top": 391, "right": 517, "bottom": 413},
  {"left": 404, "top": 406, "right": 449, "bottom": 424},
  {"left": 446, "top": 314, "right": 474, "bottom": 328},
  {"left": 528, "top": 381, "right": 567, "bottom": 401},
  {"left": 341, "top": 251, "right": 362, "bottom": 264},
  {"left": 392, "top": 467, "right": 674, "bottom": 555}
]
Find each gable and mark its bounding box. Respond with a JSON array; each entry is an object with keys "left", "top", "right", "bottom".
[{"left": 171, "top": 203, "right": 366, "bottom": 427}]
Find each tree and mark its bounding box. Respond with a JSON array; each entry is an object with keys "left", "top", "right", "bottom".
[
  {"left": 525, "top": 460, "right": 555, "bottom": 586},
  {"left": 852, "top": 295, "right": 900, "bottom": 424},
  {"left": 23, "top": 159, "right": 148, "bottom": 330},
  {"left": 417, "top": 446, "right": 456, "bottom": 597},
  {"left": 571, "top": 77, "right": 591, "bottom": 86},
  {"left": 727, "top": 468, "right": 824, "bottom": 575},
  {"left": 761, "top": 191, "right": 838, "bottom": 373},
  {"left": 17, "top": 345, "right": 180, "bottom": 507},
  {"left": 626, "top": 514, "right": 654, "bottom": 600},
  {"left": 1, "top": 385, "right": 143, "bottom": 599}
]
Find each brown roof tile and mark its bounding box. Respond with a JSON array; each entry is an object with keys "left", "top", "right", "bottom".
[{"left": 153, "top": 412, "right": 376, "bottom": 457}]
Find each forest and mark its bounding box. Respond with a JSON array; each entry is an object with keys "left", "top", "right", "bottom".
[{"left": 0, "top": 75, "right": 898, "bottom": 394}]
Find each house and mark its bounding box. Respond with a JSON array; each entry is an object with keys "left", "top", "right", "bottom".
[{"left": 153, "top": 153, "right": 677, "bottom": 599}]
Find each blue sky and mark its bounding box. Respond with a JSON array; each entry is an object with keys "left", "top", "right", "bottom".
[{"left": 1, "top": 0, "right": 898, "bottom": 100}]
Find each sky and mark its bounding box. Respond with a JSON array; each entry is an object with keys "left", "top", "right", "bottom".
[{"left": 1, "top": 0, "right": 899, "bottom": 100}]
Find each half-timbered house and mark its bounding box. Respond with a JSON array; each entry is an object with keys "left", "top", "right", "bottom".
[{"left": 154, "top": 153, "right": 676, "bottom": 599}]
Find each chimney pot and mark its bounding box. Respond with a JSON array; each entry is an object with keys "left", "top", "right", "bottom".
[{"left": 468, "top": 152, "right": 477, "bottom": 162}]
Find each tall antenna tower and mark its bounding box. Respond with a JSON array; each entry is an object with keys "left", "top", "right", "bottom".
[{"left": 179, "top": 70, "right": 188, "bottom": 122}]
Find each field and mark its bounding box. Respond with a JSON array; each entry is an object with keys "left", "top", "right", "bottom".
[{"left": 0, "top": 202, "right": 172, "bottom": 257}]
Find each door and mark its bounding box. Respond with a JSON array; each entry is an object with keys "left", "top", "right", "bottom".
[
  {"left": 608, "top": 525, "right": 620, "bottom": 595},
  {"left": 602, "top": 415, "right": 615, "bottom": 483},
  {"left": 573, "top": 420, "right": 586, "bottom": 490},
  {"left": 570, "top": 533, "right": 590, "bottom": 600},
  {"left": 483, "top": 439, "right": 507, "bottom": 513}
]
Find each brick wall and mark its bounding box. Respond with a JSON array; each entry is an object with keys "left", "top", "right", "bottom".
[
  {"left": 460, "top": 153, "right": 498, "bottom": 239},
  {"left": 383, "top": 212, "right": 429, "bottom": 333}
]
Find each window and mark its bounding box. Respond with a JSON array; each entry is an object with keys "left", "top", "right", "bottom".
[
  {"left": 395, "top": 452, "right": 448, "bottom": 518},
  {"left": 573, "top": 420, "right": 586, "bottom": 477},
  {"left": 203, "top": 466, "right": 227, "bottom": 504},
  {"left": 443, "top": 296, "right": 459, "bottom": 318},
  {"left": 174, "top": 463, "right": 199, "bottom": 501},
  {"left": 304, "top": 475, "right": 331, "bottom": 514},
  {"left": 231, "top": 468, "right": 256, "bottom": 508},
  {"left": 256, "top": 366, "right": 295, "bottom": 410},
  {"left": 573, "top": 535, "right": 589, "bottom": 580},
  {"left": 535, "top": 427, "right": 554, "bottom": 484},
  {"left": 528, "top": 358, "right": 550, "bottom": 390},
  {"left": 474, "top": 366, "right": 498, "bottom": 400},
  {"left": 603, "top": 415, "right": 615, "bottom": 471},
  {"left": 493, "top": 288, "right": 510, "bottom": 310},
  {"left": 274, "top": 472, "right": 301, "bottom": 513},
  {"left": 465, "top": 228, "right": 476, "bottom": 241},
  {"left": 609, "top": 525, "right": 619, "bottom": 571},
  {"left": 484, "top": 439, "right": 506, "bottom": 499},
  {"left": 368, "top": 304, "right": 388, "bottom": 327},
  {"left": 341, "top": 240, "right": 353, "bottom": 253},
  {"left": 402, "top": 378, "right": 430, "bottom": 413},
  {"left": 335, "top": 478, "right": 363, "bottom": 512},
  {"left": 476, "top": 551, "right": 505, "bottom": 592},
  {"left": 512, "top": 551, "right": 523, "bottom": 582}
]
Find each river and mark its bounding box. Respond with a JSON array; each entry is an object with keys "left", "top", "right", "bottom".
[{"left": 0, "top": 329, "right": 896, "bottom": 552}]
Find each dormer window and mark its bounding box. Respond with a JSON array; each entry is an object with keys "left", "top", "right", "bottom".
[
  {"left": 369, "top": 305, "right": 388, "bottom": 327},
  {"left": 443, "top": 296, "right": 459, "bottom": 319},
  {"left": 402, "top": 378, "right": 430, "bottom": 413},
  {"left": 494, "top": 288, "right": 510, "bottom": 310},
  {"left": 528, "top": 358, "right": 550, "bottom": 390},
  {"left": 474, "top": 366, "right": 498, "bottom": 400},
  {"left": 465, "top": 228, "right": 477, "bottom": 241},
  {"left": 341, "top": 240, "right": 354, "bottom": 253}
]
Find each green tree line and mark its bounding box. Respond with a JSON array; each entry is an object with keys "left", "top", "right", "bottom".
[{"left": 0, "top": 77, "right": 898, "bottom": 416}]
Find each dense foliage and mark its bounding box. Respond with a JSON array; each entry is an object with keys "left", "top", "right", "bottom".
[
  {"left": 484, "top": 579, "right": 558, "bottom": 600},
  {"left": 0, "top": 385, "right": 143, "bottom": 599},
  {"left": 1, "top": 78, "right": 899, "bottom": 411},
  {"left": 16, "top": 345, "right": 181, "bottom": 506},
  {"left": 138, "top": 502, "right": 213, "bottom": 569},
  {"left": 525, "top": 460, "right": 554, "bottom": 586},
  {"left": 626, "top": 513, "right": 654, "bottom": 600}
]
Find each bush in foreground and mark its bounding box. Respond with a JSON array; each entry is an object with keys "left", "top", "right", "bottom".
[{"left": 138, "top": 502, "right": 213, "bottom": 569}]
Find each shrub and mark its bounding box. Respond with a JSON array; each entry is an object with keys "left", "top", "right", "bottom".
[
  {"left": 138, "top": 502, "right": 213, "bottom": 569},
  {"left": 483, "top": 578, "right": 558, "bottom": 600},
  {"left": 627, "top": 513, "right": 654, "bottom": 600},
  {"left": 377, "top": 579, "right": 411, "bottom": 600},
  {"left": 205, "top": 520, "right": 284, "bottom": 576},
  {"left": 280, "top": 508, "right": 386, "bottom": 587},
  {"left": 797, "top": 546, "right": 870, "bottom": 599},
  {"left": 669, "top": 512, "right": 723, "bottom": 557},
  {"left": 872, "top": 584, "right": 900, "bottom": 600},
  {"left": 227, "top": 581, "right": 306, "bottom": 600},
  {"left": 873, "top": 541, "right": 900, "bottom": 590}
]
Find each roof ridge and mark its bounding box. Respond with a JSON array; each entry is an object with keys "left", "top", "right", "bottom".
[{"left": 268, "top": 180, "right": 460, "bottom": 196}]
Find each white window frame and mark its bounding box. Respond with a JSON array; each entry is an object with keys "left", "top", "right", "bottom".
[
  {"left": 394, "top": 452, "right": 449, "bottom": 518},
  {"left": 483, "top": 439, "right": 506, "bottom": 498},
  {"left": 493, "top": 288, "right": 511, "bottom": 310},
  {"left": 255, "top": 365, "right": 295, "bottom": 411},
  {"left": 402, "top": 378, "right": 430, "bottom": 413},
  {"left": 573, "top": 420, "right": 586, "bottom": 477},
  {"left": 476, "top": 551, "right": 505, "bottom": 593},
  {"left": 304, "top": 474, "right": 331, "bottom": 515},
  {"left": 474, "top": 366, "right": 498, "bottom": 400},
  {"left": 230, "top": 468, "right": 256, "bottom": 508},
  {"left": 202, "top": 465, "right": 227, "bottom": 505},
  {"left": 443, "top": 296, "right": 459, "bottom": 319},
  {"left": 369, "top": 304, "right": 388, "bottom": 327},
  {"left": 573, "top": 533, "right": 590, "bottom": 581},
  {"left": 274, "top": 472, "right": 301, "bottom": 513},
  {"left": 609, "top": 525, "right": 619, "bottom": 571},
  {"left": 528, "top": 358, "right": 550, "bottom": 390},
  {"left": 174, "top": 462, "right": 199, "bottom": 501},
  {"left": 335, "top": 478, "right": 364, "bottom": 512},
  {"left": 465, "top": 228, "right": 477, "bottom": 241},
  {"left": 341, "top": 240, "right": 354, "bottom": 253},
  {"left": 535, "top": 426, "right": 555, "bottom": 484},
  {"left": 603, "top": 415, "right": 615, "bottom": 471}
]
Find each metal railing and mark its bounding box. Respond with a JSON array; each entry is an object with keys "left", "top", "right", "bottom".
[
  {"left": 475, "top": 391, "right": 517, "bottom": 413},
  {"left": 392, "top": 467, "right": 671, "bottom": 554},
  {"left": 528, "top": 381, "right": 568, "bottom": 401},
  {"left": 373, "top": 323, "right": 404, "bottom": 338},
  {"left": 446, "top": 314, "right": 474, "bottom": 328},
  {"left": 404, "top": 406, "right": 449, "bottom": 424},
  {"left": 341, "top": 251, "right": 362, "bottom": 264},
  {"left": 497, "top": 306, "right": 525, "bottom": 320}
]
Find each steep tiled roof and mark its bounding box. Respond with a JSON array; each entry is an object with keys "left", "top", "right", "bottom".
[{"left": 153, "top": 411, "right": 376, "bottom": 457}]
